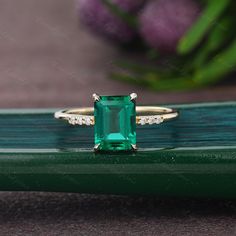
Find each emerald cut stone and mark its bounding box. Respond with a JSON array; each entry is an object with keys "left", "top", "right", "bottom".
[{"left": 94, "top": 95, "right": 136, "bottom": 151}]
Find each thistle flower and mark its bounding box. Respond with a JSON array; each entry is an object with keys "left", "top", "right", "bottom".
[
  {"left": 139, "top": 0, "right": 201, "bottom": 53},
  {"left": 78, "top": 0, "right": 145, "bottom": 43}
]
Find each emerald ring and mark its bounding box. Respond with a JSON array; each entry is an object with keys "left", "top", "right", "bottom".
[{"left": 54, "top": 93, "right": 178, "bottom": 152}]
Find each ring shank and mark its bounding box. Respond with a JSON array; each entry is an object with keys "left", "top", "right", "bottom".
[
  {"left": 66, "top": 106, "right": 174, "bottom": 115},
  {"left": 55, "top": 106, "right": 178, "bottom": 125}
]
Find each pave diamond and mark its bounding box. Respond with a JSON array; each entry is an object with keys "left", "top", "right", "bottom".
[
  {"left": 94, "top": 95, "right": 136, "bottom": 151},
  {"left": 139, "top": 118, "right": 146, "bottom": 125},
  {"left": 148, "top": 117, "right": 155, "bottom": 125},
  {"left": 68, "top": 116, "right": 92, "bottom": 126},
  {"left": 78, "top": 117, "right": 83, "bottom": 125},
  {"left": 155, "top": 116, "right": 163, "bottom": 124},
  {"left": 138, "top": 115, "right": 163, "bottom": 125},
  {"left": 69, "top": 117, "right": 76, "bottom": 125},
  {"left": 85, "top": 117, "right": 92, "bottom": 126}
]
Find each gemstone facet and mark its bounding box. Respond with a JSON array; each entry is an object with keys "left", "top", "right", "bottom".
[{"left": 94, "top": 95, "right": 136, "bottom": 151}]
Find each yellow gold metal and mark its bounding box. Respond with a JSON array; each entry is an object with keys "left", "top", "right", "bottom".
[
  {"left": 94, "top": 143, "right": 100, "bottom": 152},
  {"left": 130, "top": 93, "right": 137, "bottom": 101},
  {"left": 54, "top": 106, "right": 178, "bottom": 126},
  {"left": 92, "top": 93, "right": 100, "bottom": 102}
]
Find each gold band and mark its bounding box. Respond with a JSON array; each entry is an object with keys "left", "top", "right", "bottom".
[{"left": 54, "top": 106, "right": 178, "bottom": 126}]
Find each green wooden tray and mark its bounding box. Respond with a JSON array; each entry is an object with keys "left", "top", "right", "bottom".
[{"left": 0, "top": 102, "right": 236, "bottom": 198}]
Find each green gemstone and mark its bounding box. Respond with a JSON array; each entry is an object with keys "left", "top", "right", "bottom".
[{"left": 94, "top": 95, "right": 136, "bottom": 151}]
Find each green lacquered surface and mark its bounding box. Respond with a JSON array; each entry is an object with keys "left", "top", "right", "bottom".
[
  {"left": 94, "top": 95, "right": 136, "bottom": 151},
  {"left": 0, "top": 102, "right": 236, "bottom": 197}
]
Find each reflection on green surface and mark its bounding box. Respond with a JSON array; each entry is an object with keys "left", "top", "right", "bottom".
[{"left": 0, "top": 102, "right": 235, "bottom": 197}]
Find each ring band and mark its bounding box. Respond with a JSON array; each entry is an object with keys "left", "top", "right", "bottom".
[
  {"left": 55, "top": 106, "right": 178, "bottom": 126},
  {"left": 54, "top": 93, "right": 178, "bottom": 152}
]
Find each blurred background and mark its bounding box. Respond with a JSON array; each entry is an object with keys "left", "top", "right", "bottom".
[{"left": 1, "top": 0, "right": 236, "bottom": 108}]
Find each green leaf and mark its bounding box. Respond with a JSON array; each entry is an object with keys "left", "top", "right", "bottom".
[
  {"left": 178, "top": 0, "right": 230, "bottom": 54},
  {"left": 192, "top": 16, "right": 233, "bottom": 69},
  {"left": 146, "top": 77, "right": 202, "bottom": 91},
  {"left": 194, "top": 39, "right": 236, "bottom": 84},
  {"left": 111, "top": 72, "right": 202, "bottom": 91}
]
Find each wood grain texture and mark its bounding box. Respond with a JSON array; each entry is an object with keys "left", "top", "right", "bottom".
[{"left": 0, "top": 102, "right": 236, "bottom": 197}]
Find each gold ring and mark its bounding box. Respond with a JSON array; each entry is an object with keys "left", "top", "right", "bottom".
[
  {"left": 54, "top": 93, "right": 178, "bottom": 152},
  {"left": 55, "top": 106, "right": 178, "bottom": 126}
]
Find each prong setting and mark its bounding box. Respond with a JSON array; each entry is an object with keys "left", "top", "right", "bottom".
[
  {"left": 93, "top": 93, "right": 100, "bottom": 102},
  {"left": 94, "top": 144, "right": 100, "bottom": 152},
  {"left": 131, "top": 144, "right": 138, "bottom": 151},
  {"left": 130, "top": 93, "right": 137, "bottom": 101}
]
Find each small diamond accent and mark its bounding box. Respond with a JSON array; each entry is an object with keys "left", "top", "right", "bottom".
[
  {"left": 67, "top": 115, "right": 93, "bottom": 126},
  {"left": 69, "top": 117, "right": 76, "bottom": 125},
  {"left": 155, "top": 116, "right": 163, "bottom": 124},
  {"left": 148, "top": 117, "right": 155, "bottom": 125},
  {"left": 140, "top": 118, "right": 146, "bottom": 125},
  {"left": 85, "top": 117, "right": 92, "bottom": 126},
  {"left": 138, "top": 116, "right": 163, "bottom": 125},
  {"left": 78, "top": 117, "right": 83, "bottom": 125}
]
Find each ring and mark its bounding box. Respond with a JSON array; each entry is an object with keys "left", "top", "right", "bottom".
[{"left": 54, "top": 93, "right": 178, "bottom": 152}]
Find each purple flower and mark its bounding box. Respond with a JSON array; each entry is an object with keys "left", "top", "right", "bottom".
[
  {"left": 78, "top": 0, "right": 145, "bottom": 43},
  {"left": 139, "top": 0, "right": 201, "bottom": 53}
]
